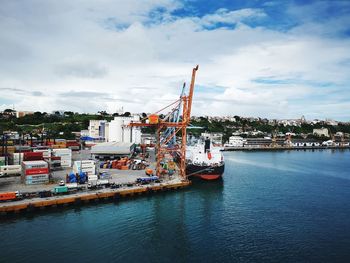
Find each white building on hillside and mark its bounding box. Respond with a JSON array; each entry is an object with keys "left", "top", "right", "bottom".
[{"left": 313, "top": 127, "right": 329, "bottom": 137}]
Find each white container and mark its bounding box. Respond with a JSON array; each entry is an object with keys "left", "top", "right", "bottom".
[
  {"left": 73, "top": 160, "right": 96, "bottom": 174},
  {"left": 88, "top": 175, "right": 98, "bottom": 181},
  {"left": 11, "top": 153, "right": 24, "bottom": 165},
  {"left": 22, "top": 160, "right": 48, "bottom": 169},
  {"left": 26, "top": 174, "right": 49, "bottom": 180},
  {"left": 74, "top": 167, "right": 95, "bottom": 175},
  {"left": 61, "top": 159, "right": 72, "bottom": 167},
  {"left": 66, "top": 183, "right": 78, "bottom": 189},
  {"left": 0, "top": 165, "right": 22, "bottom": 175},
  {"left": 25, "top": 179, "right": 49, "bottom": 185},
  {"left": 52, "top": 149, "right": 72, "bottom": 167},
  {"left": 97, "top": 179, "right": 109, "bottom": 186}
]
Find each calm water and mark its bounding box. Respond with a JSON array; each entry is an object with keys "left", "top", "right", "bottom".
[{"left": 1, "top": 150, "right": 350, "bottom": 263}]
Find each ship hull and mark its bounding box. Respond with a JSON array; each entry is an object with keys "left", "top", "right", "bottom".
[{"left": 186, "top": 163, "right": 225, "bottom": 180}]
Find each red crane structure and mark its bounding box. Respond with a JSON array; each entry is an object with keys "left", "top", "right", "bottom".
[{"left": 129, "top": 65, "right": 199, "bottom": 181}]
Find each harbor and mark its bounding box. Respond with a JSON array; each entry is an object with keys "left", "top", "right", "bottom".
[
  {"left": 0, "top": 66, "right": 201, "bottom": 215},
  {"left": 2, "top": 150, "right": 350, "bottom": 262}
]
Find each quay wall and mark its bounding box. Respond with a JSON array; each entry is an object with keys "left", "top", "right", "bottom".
[{"left": 0, "top": 181, "right": 191, "bottom": 215}]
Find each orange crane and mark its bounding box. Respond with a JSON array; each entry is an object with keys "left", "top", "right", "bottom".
[{"left": 129, "top": 65, "right": 199, "bottom": 180}]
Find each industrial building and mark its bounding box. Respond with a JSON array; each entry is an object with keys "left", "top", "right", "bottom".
[
  {"left": 91, "top": 142, "right": 135, "bottom": 160},
  {"left": 108, "top": 116, "right": 141, "bottom": 143},
  {"left": 87, "top": 116, "right": 142, "bottom": 144},
  {"left": 88, "top": 120, "right": 107, "bottom": 139}
]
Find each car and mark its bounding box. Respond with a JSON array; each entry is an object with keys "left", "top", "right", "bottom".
[{"left": 59, "top": 180, "right": 65, "bottom": 186}]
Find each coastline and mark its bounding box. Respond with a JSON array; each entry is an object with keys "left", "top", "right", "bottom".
[{"left": 223, "top": 146, "right": 350, "bottom": 151}]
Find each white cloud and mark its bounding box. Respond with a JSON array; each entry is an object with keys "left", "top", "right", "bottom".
[
  {"left": 199, "top": 8, "right": 266, "bottom": 27},
  {"left": 0, "top": 1, "right": 349, "bottom": 120}
]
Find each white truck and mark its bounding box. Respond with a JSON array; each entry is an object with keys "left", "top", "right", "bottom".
[{"left": 0, "top": 165, "right": 22, "bottom": 177}]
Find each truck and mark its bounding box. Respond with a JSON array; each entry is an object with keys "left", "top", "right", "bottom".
[
  {"left": 136, "top": 176, "right": 159, "bottom": 185},
  {"left": 87, "top": 178, "right": 109, "bottom": 189}
]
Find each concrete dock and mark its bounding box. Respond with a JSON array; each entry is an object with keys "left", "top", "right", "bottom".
[{"left": 0, "top": 179, "right": 191, "bottom": 215}]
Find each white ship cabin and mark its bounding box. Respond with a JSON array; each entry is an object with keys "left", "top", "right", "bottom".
[{"left": 186, "top": 139, "right": 223, "bottom": 165}]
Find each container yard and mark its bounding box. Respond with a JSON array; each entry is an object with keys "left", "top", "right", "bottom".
[{"left": 0, "top": 146, "right": 190, "bottom": 215}]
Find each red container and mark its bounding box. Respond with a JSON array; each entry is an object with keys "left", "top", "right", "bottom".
[
  {"left": 25, "top": 167, "right": 49, "bottom": 175},
  {"left": 66, "top": 141, "right": 79, "bottom": 146},
  {"left": 0, "top": 192, "right": 17, "bottom": 201},
  {"left": 23, "top": 152, "right": 44, "bottom": 161}
]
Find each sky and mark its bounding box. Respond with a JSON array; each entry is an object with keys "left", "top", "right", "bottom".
[{"left": 0, "top": 0, "right": 350, "bottom": 120}]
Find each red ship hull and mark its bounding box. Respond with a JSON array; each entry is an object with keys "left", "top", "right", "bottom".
[
  {"left": 194, "top": 174, "right": 222, "bottom": 180},
  {"left": 186, "top": 163, "right": 224, "bottom": 181}
]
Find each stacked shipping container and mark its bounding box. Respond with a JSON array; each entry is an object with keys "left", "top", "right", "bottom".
[
  {"left": 73, "top": 160, "right": 96, "bottom": 175},
  {"left": 21, "top": 161, "right": 49, "bottom": 185},
  {"left": 66, "top": 141, "right": 80, "bottom": 151},
  {"left": 10, "top": 153, "right": 24, "bottom": 165},
  {"left": 52, "top": 148, "right": 72, "bottom": 167}
]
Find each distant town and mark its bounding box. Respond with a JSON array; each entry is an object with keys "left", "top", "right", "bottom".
[{"left": 1, "top": 109, "right": 350, "bottom": 150}]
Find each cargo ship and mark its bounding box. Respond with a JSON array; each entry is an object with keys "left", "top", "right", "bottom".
[{"left": 185, "top": 138, "right": 224, "bottom": 180}]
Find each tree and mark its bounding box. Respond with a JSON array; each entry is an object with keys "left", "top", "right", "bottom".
[
  {"left": 34, "top": 111, "right": 42, "bottom": 117},
  {"left": 64, "top": 111, "right": 74, "bottom": 116},
  {"left": 4, "top": 109, "right": 15, "bottom": 114},
  {"left": 123, "top": 112, "right": 131, "bottom": 117},
  {"left": 98, "top": 111, "right": 108, "bottom": 116}
]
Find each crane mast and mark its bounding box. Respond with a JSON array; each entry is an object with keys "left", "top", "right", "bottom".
[{"left": 129, "top": 65, "right": 199, "bottom": 180}]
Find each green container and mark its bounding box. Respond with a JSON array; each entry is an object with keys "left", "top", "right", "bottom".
[{"left": 54, "top": 186, "right": 68, "bottom": 193}]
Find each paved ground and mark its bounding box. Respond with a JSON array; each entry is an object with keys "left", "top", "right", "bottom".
[{"left": 0, "top": 148, "right": 179, "bottom": 193}]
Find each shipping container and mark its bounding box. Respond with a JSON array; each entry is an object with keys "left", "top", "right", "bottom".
[
  {"left": 22, "top": 160, "right": 48, "bottom": 169},
  {"left": 23, "top": 152, "right": 44, "bottom": 161},
  {"left": 33, "top": 149, "right": 51, "bottom": 158},
  {"left": 66, "top": 183, "right": 78, "bottom": 189},
  {"left": 73, "top": 160, "right": 96, "bottom": 174},
  {"left": 97, "top": 179, "right": 109, "bottom": 186},
  {"left": 10, "top": 153, "right": 24, "bottom": 165},
  {"left": 25, "top": 179, "right": 49, "bottom": 185},
  {"left": 26, "top": 174, "right": 49, "bottom": 180},
  {"left": 88, "top": 175, "right": 98, "bottom": 181},
  {"left": 25, "top": 168, "right": 49, "bottom": 175},
  {"left": 54, "top": 186, "right": 68, "bottom": 193},
  {"left": 52, "top": 149, "right": 72, "bottom": 167},
  {"left": 0, "top": 165, "right": 21, "bottom": 176},
  {"left": 0, "top": 191, "right": 18, "bottom": 201}
]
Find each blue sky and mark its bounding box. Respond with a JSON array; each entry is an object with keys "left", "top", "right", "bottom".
[{"left": 0, "top": 0, "right": 349, "bottom": 120}]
